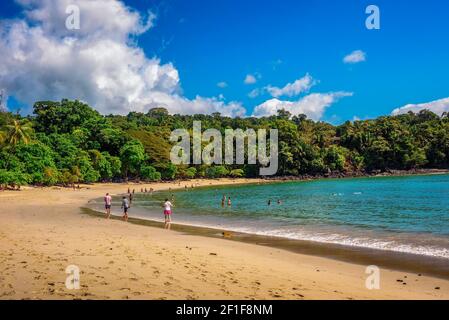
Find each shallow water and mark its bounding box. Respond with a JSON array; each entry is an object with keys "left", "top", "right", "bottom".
[{"left": 97, "top": 174, "right": 449, "bottom": 259}]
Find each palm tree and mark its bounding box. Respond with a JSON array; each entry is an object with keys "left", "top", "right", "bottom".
[{"left": 0, "top": 119, "right": 33, "bottom": 146}]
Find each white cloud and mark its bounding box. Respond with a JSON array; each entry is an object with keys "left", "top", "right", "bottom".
[
  {"left": 343, "top": 50, "right": 366, "bottom": 64},
  {"left": 266, "top": 73, "right": 316, "bottom": 98},
  {"left": 391, "top": 97, "right": 449, "bottom": 116},
  {"left": 217, "top": 81, "right": 228, "bottom": 88},
  {"left": 248, "top": 88, "right": 261, "bottom": 99},
  {"left": 252, "top": 92, "right": 353, "bottom": 120},
  {"left": 0, "top": 0, "right": 245, "bottom": 116},
  {"left": 244, "top": 74, "right": 257, "bottom": 85}
]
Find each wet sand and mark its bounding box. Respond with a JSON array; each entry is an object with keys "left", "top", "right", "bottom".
[
  {"left": 0, "top": 179, "right": 448, "bottom": 300},
  {"left": 83, "top": 207, "right": 449, "bottom": 281}
]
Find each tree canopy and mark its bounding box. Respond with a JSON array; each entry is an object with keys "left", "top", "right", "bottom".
[{"left": 1, "top": 99, "right": 449, "bottom": 188}]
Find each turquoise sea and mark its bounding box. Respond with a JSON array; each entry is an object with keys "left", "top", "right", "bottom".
[{"left": 100, "top": 174, "right": 449, "bottom": 259}]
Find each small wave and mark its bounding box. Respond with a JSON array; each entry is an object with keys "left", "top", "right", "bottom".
[
  {"left": 126, "top": 208, "right": 449, "bottom": 260},
  {"left": 229, "top": 227, "right": 449, "bottom": 259},
  {"left": 129, "top": 212, "right": 449, "bottom": 260}
]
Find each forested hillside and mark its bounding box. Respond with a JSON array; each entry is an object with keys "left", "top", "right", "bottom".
[{"left": 1, "top": 99, "right": 449, "bottom": 188}]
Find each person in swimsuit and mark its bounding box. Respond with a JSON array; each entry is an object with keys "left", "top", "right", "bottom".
[
  {"left": 162, "top": 198, "right": 174, "bottom": 229},
  {"left": 121, "top": 196, "right": 129, "bottom": 222},
  {"left": 104, "top": 193, "right": 112, "bottom": 219}
]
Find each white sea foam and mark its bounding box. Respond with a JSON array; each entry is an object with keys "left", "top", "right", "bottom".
[
  {"left": 128, "top": 208, "right": 449, "bottom": 259},
  {"left": 211, "top": 225, "right": 449, "bottom": 259},
  {"left": 89, "top": 195, "right": 449, "bottom": 260}
]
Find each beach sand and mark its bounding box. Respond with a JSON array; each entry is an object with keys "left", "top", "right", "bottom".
[{"left": 0, "top": 178, "right": 448, "bottom": 300}]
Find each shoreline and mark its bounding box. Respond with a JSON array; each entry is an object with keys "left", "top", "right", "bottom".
[
  {"left": 1, "top": 178, "right": 448, "bottom": 299},
  {"left": 82, "top": 206, "right": 449, "bottom": 281},
  {"left": 2, "top": 167, "right": 448, "bottom": 192},
  {"left": 84, "top": 171, "right": 449, "bottom": 279},
  {"left": 261, "top": 168, "right": 449, "bottom": 182}
]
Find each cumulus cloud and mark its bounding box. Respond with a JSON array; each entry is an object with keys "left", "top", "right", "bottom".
[
  {"left": 252, "top": 92, "right": 353, "bottom": 120},
  {"left": 244, "top": 74, "right": 257, "bottom": 85},
  {"left": 217, "top": 81, "right": 228, "bottom": 88},
  {"left": 343, "top": 50, "right": 366, "bottom": 64},
  {"left": 248, "top": 88, "right": 261, "bottom": 99},
  {"left": 266, "top": 73, "right": 316, "bottom": 98},
  {"left": 391, "top": 97, "right": 449, "bottom": 116},
  {"left": 0, "top": 0, "right": 245, "bottom": 116}
]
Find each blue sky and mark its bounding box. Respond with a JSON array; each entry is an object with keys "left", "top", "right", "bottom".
[{"left": 1, "top": 0, "right": 449, "bottom": 122}]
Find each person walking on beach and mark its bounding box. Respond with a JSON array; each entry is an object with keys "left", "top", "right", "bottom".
[
  {"left": 121, "top": 196, "right": 130, "bottom": 222},
  {"left": 129, "top": 192, "right": 133, "bottom": 204},
  {"left": 227, "top": 197, "right": 232, "bottom": 207},
  {"left": 162, "top": 198, "right": 174, "bottom": 229},
  {"left": 104, "top": 193, "right": 112, "bottom": 219},
  {"left": 221, "top": 195, "right": 226, "bottom": 207}
]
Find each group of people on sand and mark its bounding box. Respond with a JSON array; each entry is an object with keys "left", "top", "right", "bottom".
[
  {"left": 221, "top": 194, "right": 232, "bottom": 207},
  {"left": 103, "top": 192, "right": 132, "bottom": 222},
  {"left": 103, "top": 188, "right": 174, "bottom": 228}
]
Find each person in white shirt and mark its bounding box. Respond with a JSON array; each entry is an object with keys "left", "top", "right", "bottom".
[{"left": 162, "top": 198, "right": 174, "bottom": 227}]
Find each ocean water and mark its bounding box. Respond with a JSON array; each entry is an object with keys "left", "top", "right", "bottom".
[{"left": 113, "top": 174, "right": 449, "bottom": 259}]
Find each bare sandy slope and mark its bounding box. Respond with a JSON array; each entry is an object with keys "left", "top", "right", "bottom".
[{"left": 0, "top": 179, "right": 448, "bottom": 300}]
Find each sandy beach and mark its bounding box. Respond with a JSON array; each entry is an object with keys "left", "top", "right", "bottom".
[{"left": 0, "top": 178, "right": 448, "bottom": 300}]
